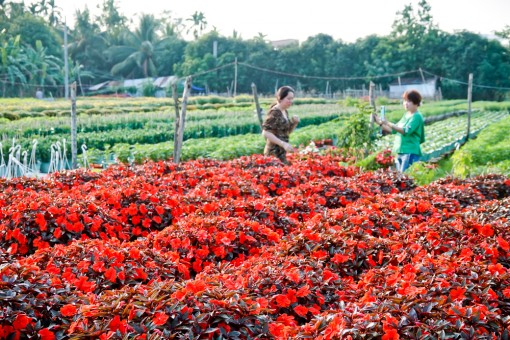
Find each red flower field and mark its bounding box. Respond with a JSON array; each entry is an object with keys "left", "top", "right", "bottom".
[{"left": 0, "top": 154, "right": 509, "bottom": 339}]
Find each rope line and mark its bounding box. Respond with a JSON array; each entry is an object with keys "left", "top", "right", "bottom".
[
  {"left": 421, "top": 69, "right": 510, "bottom": 90},
  {"left": 2, "top": 65, "right": 510, "bottom": 91},
  {"left": 239, "top": 62, "right": 420, "bottom": 80}
]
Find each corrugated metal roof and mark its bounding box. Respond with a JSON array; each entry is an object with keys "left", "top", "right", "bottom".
[{"left": 88, "top": 76, "right": 180, "bottom": 92}]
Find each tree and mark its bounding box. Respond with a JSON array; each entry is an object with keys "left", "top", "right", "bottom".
[
  {"left": 0, "top": 35, "right": 28, "bottom": 97},
  {"left": 68, "top": 7, "right": 110, "bottom": 83},
  {"left": 95, "top": 0, "right": 127, "bottom": 46},
  {"left": 440, "top": 31, "right": 510, "bottom": 100},
  {"left": 25, "top": 39, "right": 62, "bottom": 94},
  {"left": 28, "top": 0, "right": 62, "bottom": 26},
  {"left": 8, "top": 12, "right": 62, "bottom": 57},
  {"left": 186, "top": 11, "right": 207, "bottom": 40},
  {"left": 154, "top": 36, "right": 187, "bottom": 76},
  {"left": 105, "top": 14, "right": 164, "bottom": 78}
]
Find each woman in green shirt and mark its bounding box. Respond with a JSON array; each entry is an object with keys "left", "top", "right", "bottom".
[{"left": 374, "top": 89, "right": 425, "bottom": 172}]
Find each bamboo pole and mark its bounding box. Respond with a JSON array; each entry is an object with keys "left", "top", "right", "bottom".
[
  {"left": 251, "top": 83, "right": 263, "bottom": 128},
  {"left": 172, "top": 82, "right": 180, "bottom": 161},
  {"left": 174, "top": 76, "right": 192, "bottom": 163},
  {"left": 466, "top": 73, "right": 473, "bottom": 141},
  {"left": 70, "top": 82, "right": 77, "bottom": 169}
]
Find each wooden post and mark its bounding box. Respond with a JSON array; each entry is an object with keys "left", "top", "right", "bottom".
[
  {"left": 251, "top": 83, "right": 263, "bottom": 128},
  {"left": 172, "top": 82, "right": 180, "bottom": 161},
  {"left": 70, "top": 82, "right": 77, "bottom": 169},
  {"left": 466, "top": 73, "right": 473, "bottom": 141},
  {"left": 419, "top": 68, "right": 426, "bottom": 83},
  {"left": 369, "top": 81, "right": 376, "bottom": 110},
  {"left": 174, "top": 76, "right": 192, "bottom": 163},
  {"left": 233, "top": 57, "right": 238, "bottom": 99},
  {"left": 367, "top": 81, "right": 376, "bottom": 157},
  {"left": 64, "top": 23, "right": 69, "bottom": 99}
]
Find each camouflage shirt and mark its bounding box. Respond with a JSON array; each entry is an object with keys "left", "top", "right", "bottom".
[{"left": 262, "top": 107, "right": 297, "bottom": 164}]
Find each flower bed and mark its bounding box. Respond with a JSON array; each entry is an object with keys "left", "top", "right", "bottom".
[{"left": 0, "top": 154, "right": 509, "bottom": 339}]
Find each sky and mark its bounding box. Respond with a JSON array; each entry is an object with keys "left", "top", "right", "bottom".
[{"left": 48, "top": 0, "right": 510, "bottom": 43}]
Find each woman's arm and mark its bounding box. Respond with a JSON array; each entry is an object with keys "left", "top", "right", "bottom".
[
  {"left": 381, "top": 121, "right": 404, "bottom": 134},
  {"left": 289, "top": 115, "right": 300, "bottom": 132},
  {"left": 373, "top": 113, "right": 404, "bottom": 134},
  {"left": 262, "top": 130, "right": 295, "bottom": 152}
]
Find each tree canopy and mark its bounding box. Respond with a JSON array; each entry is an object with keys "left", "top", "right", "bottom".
[{"left": 0, "top": 0, "right": 509, "bottom": 100}]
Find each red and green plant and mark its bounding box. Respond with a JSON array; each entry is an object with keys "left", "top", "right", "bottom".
[{"left": 0, "top": 154, "right": 509, "bottom": 339}]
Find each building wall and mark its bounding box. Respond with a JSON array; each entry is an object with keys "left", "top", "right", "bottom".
[{"left": 389, "top": 81, "right": 436, "bottom": 99}]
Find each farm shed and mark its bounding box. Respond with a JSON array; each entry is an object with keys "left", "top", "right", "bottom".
[
  {"left": 87, "top": 76, "right": 179, "bottom": 96},
  {"left": 389, "top": 77, "right": 438, "bottom": 99}
]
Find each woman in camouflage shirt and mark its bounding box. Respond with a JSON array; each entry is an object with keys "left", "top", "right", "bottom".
[{"left": 262, "top": 86, "right": 300, "bottom": 164}]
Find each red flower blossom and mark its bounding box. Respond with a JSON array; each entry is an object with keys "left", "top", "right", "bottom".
[
  {"left": 60, "top": 304, "right": 77, "bottom": 317},
  {"left": 331, "top": 253, "right": 349, "bottom": 264},
  {"left": 296, "top": 284, "right": 310, "bottom": 298},
  {"left": 35, "top": 213, "right": 47, "bottom": 231},
  {"left": 275, "top": 294, "right": 291, "bottom": 308},
  {"left": 256, "top": 297, "right": 269, "bottom": 309},
  {"left": 13, "top": 314, "right": 31, "bottom": 330},
  {"left": 53, "top": 227, "right": 62, "bottom": 239},
  {"left": 153, "top": 312, "right": 169, "bottom": 326},
  {"left": 134, "top": 267, "right": 148, "bottom": 281},
  {"left": 480, "top": 224, "right": 494, "bottom": 237},
  {"left": 382, "top": 328, "right": 400, "bottom": 340},
  {"left": 293, "top": 305, "right": 308, "bottom": 317},
  {"left": 449, "top": 287, "right": 466, "bottom": 301},
  {"left": 276, "top": 313, "right": 297, "bottom": 327},
  {"left": 322, "top": 269, "right": 339, "bottom": 282},
  {"left": 38, "top": 328, "right": 56, "bottom": 340},
  {"left": 104, "top": 267, "right": 117, "bottom": 283},
  {"left": 497, "top": 236, "right": 510, "bottom": 252},
  {"left": 109, "top": 315, "right": 127, "bottom": 333}
]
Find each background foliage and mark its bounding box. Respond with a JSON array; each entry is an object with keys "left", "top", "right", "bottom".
[{"left": 0, "top": 0, "right": 509, "bottom": 99}]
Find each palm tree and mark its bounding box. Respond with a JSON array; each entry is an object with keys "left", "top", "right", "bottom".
[
  {"left": 186, "top": 11, "right": 207, "bottom": 40},
  {"left": 0, "top": 35, "right": 28, "bottom": 97},
  {"left": 27, "top": 0, "right": 62, "bottom": 26},
  {"left": 68, "top": 8, "right": 109, "bottom": 83},
  {"left": 25, "top": 40, "right": 62, "bottom": 92},
  {"left": 105, "top": 14, "right": 166, "bottom": 78}
]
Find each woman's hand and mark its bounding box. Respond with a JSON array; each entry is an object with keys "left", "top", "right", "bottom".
[
  {"left": 372, "top": 113, "right": 382, "bottom": 125},
  {"left": 283, "top": 142, "right": 295, "bottom": 152},
  {"left": 291, "top": 115, "right": 300, "bottom": 124}
]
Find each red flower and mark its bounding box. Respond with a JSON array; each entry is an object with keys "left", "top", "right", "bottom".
[
  {"left": 53, "top": 227, "right": 62, "bottom": 239},
  {"left": 322, "top": 269, "right": 339, "bottom": 282},
  {"left": 109, "top": 315, "right": 127, "bottom": 333},
  {"left": 153, "top": 312, "right": 169, "bottom": 326},
  {"left": 104, "top": 267, "right": 117, "bottom": 283},
  {"left": 60, "top": 304, "right": 77, "bottom": 317},
  {"left": 497, "top": 236, "right": 510, "bottom": 252},
  {"left": 185, "top": 280, "right": 207, "bottom": 294},
  {"left": 449, "top": 287, "right": 466, "bottom": 301},
  {"left": 202, "top": 202, "right": 218, "bottom": 214},
  {"left": 296, "top": 285, "right": 310, "bottom": 298},
  {"left": 256, "top": 297, "right": 269, "bottom": 309},
  {"left": 503, "top": 288, "right": 510, "bottom": 298},
  {"left": 293, "top": 305, "right": 308, "bottom": 317},
  {"left": 35, "top": 213, "right": 47, "bottom": 231},
  {"left": 331, "top": 253, "right": 349, "bottom": 264},
  {"left": 382, "top": 328, "right": 400, "bottom": 340},
  {"left": 276, "top": 313, "right": 297, "bottom": 327},
  {"left": 13, "top": 314, "right": 31, "bottom": 330},
  {"left": 480, "top": 224, "right": 494, "bottom": 237},
  {"left": 38, "top": 328, "right": 56, "bottom": 340},
  {"left": 275, "top": 294, "right": 291, "bottom": 308},
  {"left": 134, "top": 267, "right": 148, "bottom": 281}
]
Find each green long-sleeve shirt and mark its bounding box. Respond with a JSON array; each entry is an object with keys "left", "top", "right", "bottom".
[{"left": 392, "top": 111, "right": 425, "bottom": 156}]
